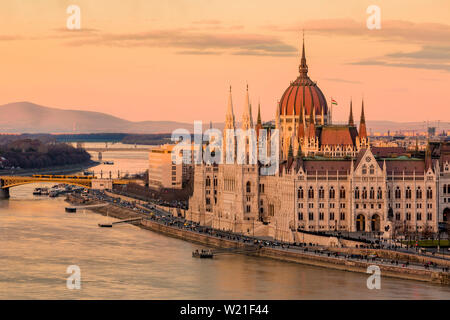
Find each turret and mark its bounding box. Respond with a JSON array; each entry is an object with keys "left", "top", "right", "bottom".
[
  {"left": 255, "top": 101, "right": 263, "bottom": 140},
  {"left": 241, "top": 84, "right": 253, "bottom": 130},
  {"left": 299, "top": 32, "right": 308, "bottom": 77},
  {"left": 224, "top": 85, "right": 235, "bottom": 130},
  {"left": 359, "top": 99, "right": 367, "bottom": 139},
  {"left": 348, "top": 99, "right": 355, "bottom": 126}
]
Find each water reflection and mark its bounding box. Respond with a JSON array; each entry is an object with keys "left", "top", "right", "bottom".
[{"left": 1, "top": 149, "right": 450, "bottom": 299}]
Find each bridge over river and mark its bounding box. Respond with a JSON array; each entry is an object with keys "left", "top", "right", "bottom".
[{"left": 0, "top": 175, "right": 137, "bottom": 199}]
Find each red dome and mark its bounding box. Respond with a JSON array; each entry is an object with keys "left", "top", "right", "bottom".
[
  {"left": 279, "top": 78, "right": 328, "bottom": 116},
  {"left": 279, "top": 40, "right": 328, "bottom": 117}
]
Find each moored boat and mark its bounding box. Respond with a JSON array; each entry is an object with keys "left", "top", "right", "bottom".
[{"left": 192, "top": 249, "right": 214, "bottom": 259}]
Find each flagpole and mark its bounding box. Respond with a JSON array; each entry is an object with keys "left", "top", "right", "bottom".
[{"left": 330, "top": 97, "right": 333, "bottom": 125}]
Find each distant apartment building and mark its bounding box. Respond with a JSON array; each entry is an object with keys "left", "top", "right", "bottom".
[{"left": 148, "top": 144, "right": 195, "bottom": 190}]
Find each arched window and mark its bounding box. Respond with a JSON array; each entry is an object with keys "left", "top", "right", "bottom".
[
  {"left": 297, "top": 187, "right": 304, "bottom": 199},
  {"left": 416, "top": 187, "right": 422, "bottom": 199},
  {"left": 406, "top": 186, "right": 411, "bottom": 199},
  {"left": 206, "top": 176, "right": 211, "bottom": 187},
  {"left": 377, "top": 187, "right": 382, "bottom": 199},
  {"left": 444, "top": 184, "right": 447, "bottom": 194},
  {"left": 362, "top": 187, "right": 368, "bottom": 199},
  {"left": 340, "top": 187, "right": 346, "bottom": 199},
  {"left": 355, "top": 187, "right": 360, "bottom": 199},
  {"left": 427, "top": 187, "right": 432, "bottom": 199},
  {"left": 246, "top": 181, "right": 251, "bottom": 193},
  {"left": 362, "top": 165, "right": 367, "bottom": 175},
  {"left": 329, "top": 187, "right": 335, "bottom": 199},
  {"left": 369, "top": 165, "right": 375, "bottom": 175},
  {"left": 308, "top": 187, "right": 314, "bottom": 199},
  {"left": 369, "top": 187, "right": 375, "bottom": 199},
  {"left": 395, "top": 187, "right": 401, "bottom": 199},
  {"left": 319, "top": 186, "right": 325, "bottom": 199}
]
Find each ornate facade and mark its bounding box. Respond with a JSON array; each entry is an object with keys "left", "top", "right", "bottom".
[{"left": 187, "top": 41, "right": 444, "bottom": 242}]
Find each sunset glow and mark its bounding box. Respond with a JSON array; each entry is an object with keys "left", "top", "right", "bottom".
[{"left": 1, "top": 0, "right": 449, "bottom": 123}]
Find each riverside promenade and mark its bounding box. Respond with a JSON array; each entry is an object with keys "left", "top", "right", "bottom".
[{"left": 66, "top": 191, "right": 450, "bottom": 285}]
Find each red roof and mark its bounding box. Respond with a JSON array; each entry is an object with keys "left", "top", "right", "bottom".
[{"left": 318, "top": 126, "right": 358, "bottom": 146}]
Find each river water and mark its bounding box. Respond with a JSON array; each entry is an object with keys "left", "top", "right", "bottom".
[{"left": 1, "top": 145, "right": 450, "bottom": 299}]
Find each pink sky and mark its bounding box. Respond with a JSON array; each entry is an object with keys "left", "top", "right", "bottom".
[{"left": 0, "top": 0, "right": 449, "bottom": 123}]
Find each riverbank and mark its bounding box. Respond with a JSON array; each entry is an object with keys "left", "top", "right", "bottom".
[
  {"left": 0, "top": 160, "right": 99, "bottom": 176},
  {"left": 66, "top": 194, "right": 450, "bottom": 285}
]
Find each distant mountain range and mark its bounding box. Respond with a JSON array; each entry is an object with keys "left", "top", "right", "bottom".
[{"left": 0, "top": 102, "right": 448, "bottom": 134}]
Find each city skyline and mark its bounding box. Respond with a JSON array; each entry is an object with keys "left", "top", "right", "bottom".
[{"left": 0, "top": 0, "right": 449, "bottom": 123}]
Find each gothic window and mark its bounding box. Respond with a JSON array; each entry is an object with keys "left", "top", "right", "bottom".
[
  {"left": 340, "top": 212, "right": 345, "bottom": 220},
  {"left": 444, "top": 184, "right": 447, "bottom": 194},
  {"left": 205, "top": 176, "right": 211, "bottom": 187},
  {"left": 377, "top": 187, "right": 382, "bottom": 199},
  {"left": 395, "top": 212, "right": 401, "bottom": 221},
  {"left": 329, "top": 187, "right": 335, "bottom": 199},
  {"left": 340, "top": 187, "right": 345, "bottom": 199},
  {"left": 417, "top": 213, "right": 422, "bottom": 221},
  {"left": 308, "top": 212, "right": 314, "bottom": 220},
  {"left": 395, "top": 187, "right": 401, "bottom": 199},
  {"left": 329, "top": 212, "right": 335, "bottom": 220},
  {"left": 362, "top": 187, "right": 368, "bottom": 199},
  {"left": 319, "top": 212, "right": 324, "bottom": 220},
  {"left": 369, "top": 165, "right": 375, "bottom": 175},
  {"left": 406, "top": 212, "right": 411, "bottom": 221},
  {"left": 246, "top": 181, "right": 251, "bottom": 193},
  {"left": 406, "top": 186, "right": 412, "bottom": 199},
  {"left": 427, "top": 187, "right": 433, "bottom": 199},
  {"left": 298, "top": 187, "right": 304, "bottom": 199},
  {"left": 308, "top": 187, "right": 314, "bottom": 199},
  {"left": 427, "top": 212, "right": 432, "bottom": 221},
  {"left": 369, "top": 187, "right": 375, "bottom": 199},
  {"left": 354, "top": 187, "right": 360, "bottom": 199},
  {"left": 319, "top": 186, "right": 325, "bottom": 199},
  {"left": 298, "top": 212, "right": 304, "bottom": 220},
  {"left": 416, "top": 187, "right": 422, "bottom": 199}
]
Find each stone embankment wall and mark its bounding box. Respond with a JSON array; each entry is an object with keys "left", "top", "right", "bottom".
[{"left": 65, "top": 195, "right": 450, "bottom": 285}]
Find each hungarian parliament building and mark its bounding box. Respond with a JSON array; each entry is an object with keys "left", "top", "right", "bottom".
[{"left": 187, "top": 41, "right": 450, "bottom": 242}]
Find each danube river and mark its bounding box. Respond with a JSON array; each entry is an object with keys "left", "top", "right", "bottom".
[{"left": 1, "top": 147, "right": 450, "bottom": 299}]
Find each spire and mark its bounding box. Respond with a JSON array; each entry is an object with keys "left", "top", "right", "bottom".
[
  {"left": 242, "top": 84, "right": 253, "bottom": 130},
  {"left": 308, "top": 106, "right": 316, "bottom": 138},
  {"left": 297, "top": 103, "right": 305, "bottom": 139},
  {"left": 288, "top": 141, "right": 294, "bottom": 158},
  {"left": 256, "top": 101, "right": 263, "bottom": 140},
  {"left": 257, "top": 100, "right": 262, "bottom": 125},
  {"left": 299, "top": 31, "right": 308, "bottom": 77},
  {"left": 359, "top": 99, "right": 367, "bottom": 138},
  {"left": 348, "top": 99, "right": 354, "bottom": 126},
  {"left": 225, "top": 85, "right": 235, "bottom": 129},
  {"left": 296, "top": 142, "right": 302, "bottom": 158}
]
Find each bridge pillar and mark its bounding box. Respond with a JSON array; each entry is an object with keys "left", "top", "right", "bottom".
[{"left": 0, "top": 187, "right": 10, "bottom": 199}]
